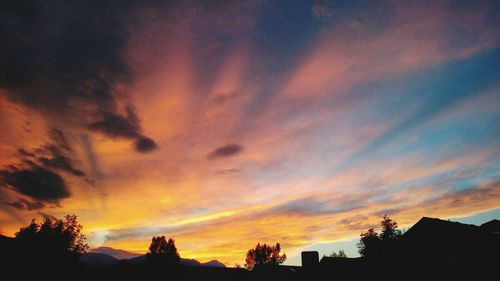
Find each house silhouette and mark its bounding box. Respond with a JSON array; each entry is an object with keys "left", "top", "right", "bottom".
[{"left": 312, "top": 217, "right": 500, "bottom": 280}]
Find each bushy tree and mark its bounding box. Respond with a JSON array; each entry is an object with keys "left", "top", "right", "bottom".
[
  {"left": 14, "top": 214, "right": 88, "bottom": 267},
  {"left": 357, "top": 228, "right": 382, "bottom": 258},
  {"left": 357, "top": 215, "right": 403, "bottom": 258},
  {"left": 245, "top": 242, "right": 286, "bottom": 270},
  {"left": 16, "top": 214, "right": 88, "bottom": 256},
  {"left": 146, "top": 236, "right": 180, "bottom": 266}
]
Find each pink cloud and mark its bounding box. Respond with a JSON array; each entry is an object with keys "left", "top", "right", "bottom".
[{"left": 280, "top": 1, "right": 498, "bottom": 98}]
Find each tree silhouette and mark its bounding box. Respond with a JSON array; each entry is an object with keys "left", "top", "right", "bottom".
[
  {"left": 357, "top": 228, "right": 382, "bottom": 258},
  {"left": 327, "top": 249, "right": 348, "bottom": 258},
  {"left": 146, "top": 236, "right": 180, "bottom": 266},
  {"left": 380, "top": 215, "right": 402, "bottom": 241},
  {"left": 14, "top": 214, "right": 88, "bottom": 266},
  {"left": 357, "top": 215, "right": 402, "bottom": 258},
  {"left": 245, "top": 242, "right": 286, "bottom": 270}
]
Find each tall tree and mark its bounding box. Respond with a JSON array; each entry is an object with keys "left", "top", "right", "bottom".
[
  {"left": 245, "top": 242, "right": 286, "bottom": 270},
  {"left": 380, "top": 215, "right": 402, "bottom": 241}
]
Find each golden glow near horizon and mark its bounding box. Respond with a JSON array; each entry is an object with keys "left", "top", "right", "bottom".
[{"left": 1, "top": 1, "right": 500, "bottom": 266}]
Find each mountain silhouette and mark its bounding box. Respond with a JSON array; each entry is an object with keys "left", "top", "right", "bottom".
[
  {"left": 202, "top": 260, "right": 226, "bottom": 267},
  {"left": 91, "top": 246, "right": 141, "bottom": 260},
  {"left": 89, "top": 246, "right": 226, "bottom": 267}
]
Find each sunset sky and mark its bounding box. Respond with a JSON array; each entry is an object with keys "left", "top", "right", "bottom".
[{"left": 0, "top": 0, "right": 499, "bottom": 266}]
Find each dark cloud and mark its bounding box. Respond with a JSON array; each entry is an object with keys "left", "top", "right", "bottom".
[
  {"left": 88, "top": 106, "right": 158, "bottom": 152},
  {"left": 48, "top": 128, "right": 72, "bottom": 152},
  {"left": 18, "top": 129, "right": 86, "bottom": 177},
  {"left": 0, "top": 164, "right": 70, "bottom": 202},
  {"left": 88, "top": 106, "right": 141, "bottom": 139},
  {"left": 207, "top": 144, "right": 243, "bottom": 160},
  {"left": 0, "top": 0, "right": 157, "bottom": 152},
  {"left": 134, "top": 135, "right": 158, "bottom": 153},
  {"left": 17, "top": 148, "right": 35, "bottom": 158},
  {"left": 5, "top": 198, "right": 45, "bottom": 211},
  {"left": 37, "top": 153, "right": 85, "bottom": 177}
]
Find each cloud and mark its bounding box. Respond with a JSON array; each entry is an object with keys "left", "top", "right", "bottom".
[
  {"left": 17, "top": 128, "right": 86, "bottom": 177},
  {"left": 1, "top": 0, "right": 498, "bottom": 266},
  {"left": 80, "top": 134, "right": 102, "bottom": 180},
  {"left": 88, "top": 106, "right": 158, "bottom": 153},
  {"left": 36, "top": 145, "right": 85, "bottom": 177},
  {"left": 5, "top": 198, "right": 45, "bottom": 211},
  {"left": 48, "top": 128, "right": 72, "bottom": 152},
  {"left": 269, "top": 197, "right": 364, "bottom": 217},
  {"left": 134, "top": 136, "right": 158, "bottom": 153},
  {"left": 17, "top": 148, "right": 35, "bottom": 158},
  {"left": 37, "top": 154, "right": 85, "bottom": 177},
  {"left": 0, "top": 0, "right": 157, "bottom": 152},
  {"left": 207, "top": 144, "right": 243, "bottom": 160},
  {"left": 282, "top": 1, "right": 499, "bottom": 99},
  {"left": 88, "top": 107, "right": 141, "bottom": 139},
  {"left": 0, "top": 163, "right": 70, "bottom": 202}
]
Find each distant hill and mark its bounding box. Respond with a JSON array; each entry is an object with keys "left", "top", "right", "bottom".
[
  {"left": 202, "top": 260, "right": 226, "bottom": 267},
  {"left": 0, "top": 234, "right": 14, "bottom": 244},
  {"left": 91, "top": 246, "right": 142, "bottom": 260},
  {"left": 90, "top": 246, "right": 225, "bottom": 267},
  {"left": 181, "top": 258, "right": 202, "bottom": 266},
  {"left": 127, "top": 255, "right": 226, "bottom": 267}
]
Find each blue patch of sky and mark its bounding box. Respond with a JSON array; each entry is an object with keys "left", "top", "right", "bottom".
[
  {"left": 329, "top": 46, "right": 500, "bottom": 173},
  {"left": 448, "top": 208, "right": 500, "bottom": 225}
]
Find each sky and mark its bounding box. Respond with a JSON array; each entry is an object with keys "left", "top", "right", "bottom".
[{"left": 0, "top": 0, "right": 499, "bottom": 266}]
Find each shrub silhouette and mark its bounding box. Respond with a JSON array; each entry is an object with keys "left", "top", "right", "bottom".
[
  {"left": 146, "top": 235, "right": 180, "bottom": 266},
  {"left": 245, "top": 242, "right": 286, "bottom": 270},
  {"left": 327, "top": 249, "right": 348, "bottom": 258}
]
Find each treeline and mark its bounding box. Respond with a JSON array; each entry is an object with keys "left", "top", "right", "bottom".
[{"left": 5, "top": 214, "right": 403, "bottom": 269}]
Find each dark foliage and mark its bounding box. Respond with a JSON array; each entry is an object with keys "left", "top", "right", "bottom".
[
  {"left": 245, "top": 242, "right": 286, "bottom": 270},
  {"left": 146, "top": 236, "right": 180, "bottom": 267},
  {"left": 357, "top": 228, "right": 382, "bottom": 258},
  {"left": 357, "top": 215, "right": 402, "bottom": 258},
  {"left": 6, "top": 214, "right": 89, "bottom": 274},
  {"left": 16, "top": 214, "right": 88, "bottom": 256}
]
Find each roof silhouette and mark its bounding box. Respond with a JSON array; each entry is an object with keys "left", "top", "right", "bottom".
[{"left": 480, "top": 219, "right": 500, "bottom": 233}]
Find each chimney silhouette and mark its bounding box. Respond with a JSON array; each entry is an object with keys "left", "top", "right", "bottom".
[{"left": 301, "top": 251, "right": 319, "bottom": 268}]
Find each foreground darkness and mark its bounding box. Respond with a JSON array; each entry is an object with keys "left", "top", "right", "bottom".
[{"left": 1, "top": 216, "right": 499, "bottom": 281}]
